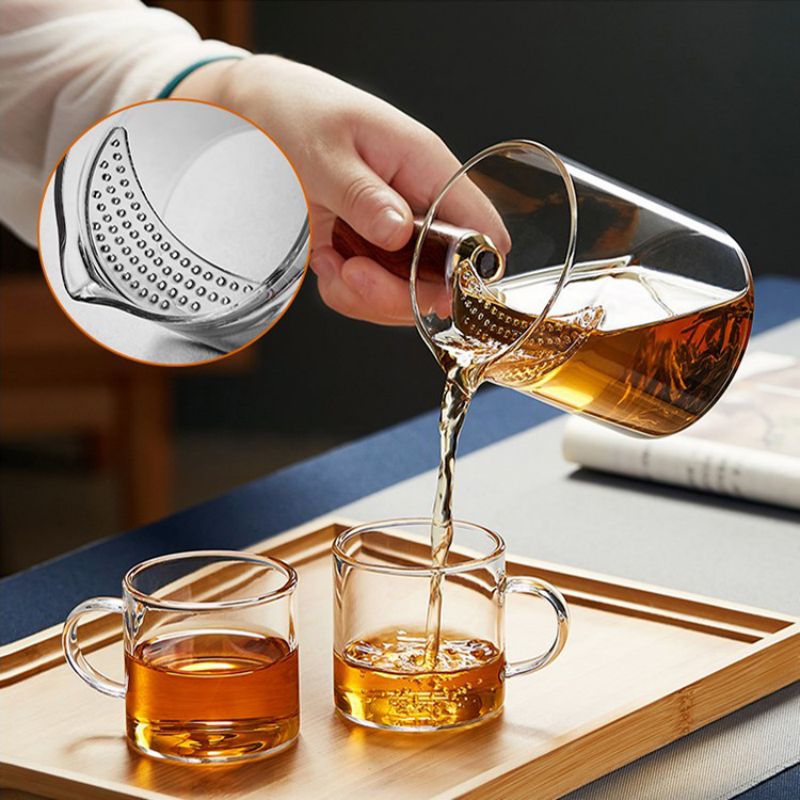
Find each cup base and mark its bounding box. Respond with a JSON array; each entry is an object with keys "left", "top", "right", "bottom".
[
  {"left": 127, "top": 731, "right": 299, "bottom": 765},
  {"left": 335, "top": 705, "right": 503, "bottom": 733},
  {"left": 126, "top": 715, "right": 300, "bottom": 765}
]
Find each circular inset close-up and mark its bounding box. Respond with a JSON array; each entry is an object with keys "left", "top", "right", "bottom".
[{"left": 38, "top": 99, "right": 309, "bottom": 366}]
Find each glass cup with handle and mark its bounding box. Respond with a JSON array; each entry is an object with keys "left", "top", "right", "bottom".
[
  {"left": 62, "top": 550, "right": 299, "bottom": 764},
  {"left": 332, "top": 518, "right": 569, "bottom": 732}
]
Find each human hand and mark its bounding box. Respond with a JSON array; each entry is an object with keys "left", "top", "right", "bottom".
[{"left": 177, "top": 55, "right": 506, "bottom": 325}]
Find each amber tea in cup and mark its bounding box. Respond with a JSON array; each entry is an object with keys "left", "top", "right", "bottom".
[
  {"left": 332, "top": 519, "right": 569, "bottom": 731},
  {"left": 63, "top": 551, "right": 299, "bottom": 764},
  {"left": 335, "top": 631, "right": 506, "bottom": 729}
]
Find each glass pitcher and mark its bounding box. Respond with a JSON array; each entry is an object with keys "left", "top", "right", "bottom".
[{"left": 333, "top": 140, "right": 753, "bottom": 437}]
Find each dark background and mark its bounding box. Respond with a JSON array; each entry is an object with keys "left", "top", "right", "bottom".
[
  {"left": 183, "top": 0, "right": 800, "bottom": 437},
  {"left": 2, "top": 0, "right": 798, "bottom": 571}
]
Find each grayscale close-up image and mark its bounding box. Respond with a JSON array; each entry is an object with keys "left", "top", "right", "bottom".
[{"left": 39, "top": 99, "right": 309, "bottom": 365}]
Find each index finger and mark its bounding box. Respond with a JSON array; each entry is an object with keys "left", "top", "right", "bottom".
[{"left": 389, "top": 136, "right": 512, "bottom": 258}]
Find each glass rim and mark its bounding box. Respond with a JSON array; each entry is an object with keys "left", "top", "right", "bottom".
[
  {"left": 123, "top": 549, "right": 298, "bottom": 611},
  {"left": 332, "top": 517, "right": 506, "bottom": 576},
  {"left": 410, "top": 138, "right": 579, "bottom": 370}
]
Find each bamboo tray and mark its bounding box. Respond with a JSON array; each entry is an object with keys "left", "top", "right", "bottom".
[{"left": 1, "top": 517, "right": 798, "bottom": 800}]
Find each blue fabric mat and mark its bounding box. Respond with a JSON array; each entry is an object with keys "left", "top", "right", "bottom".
[
  {"left": 1, "top": 276, "right": 797, "bottom": 646},
  {"left": 735, "top": 764, "right": 800, "bottom": 800}
]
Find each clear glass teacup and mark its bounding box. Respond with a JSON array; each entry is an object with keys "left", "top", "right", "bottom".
[
  {"left": 332, "top": 519, "right": 569, "bottom": 732},
  {"left": 62, "top": 550, "right": 299, "bottom": 764}
]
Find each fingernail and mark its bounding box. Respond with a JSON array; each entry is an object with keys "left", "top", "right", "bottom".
[
  {"left": 342, "top": 262, "right": 370, "bottom": 295},
  {"left": 370, "top": 207, "right": 406, "bottom": 246},
  {"left": 311, "top": 252, "right": 335, "bottom": 279}
]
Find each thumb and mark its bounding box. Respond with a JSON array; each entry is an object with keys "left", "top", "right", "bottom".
[{"left": 322, "top": 156, "right": 413, "bottom": 251}]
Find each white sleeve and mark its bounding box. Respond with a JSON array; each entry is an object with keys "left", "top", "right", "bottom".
[{"left": 0, "top": 0, "right": 249, "bottom": 246}]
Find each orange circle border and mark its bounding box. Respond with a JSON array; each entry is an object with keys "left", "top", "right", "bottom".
[{"left": 36, "top": 97, "right": 312, "bottom": 369}]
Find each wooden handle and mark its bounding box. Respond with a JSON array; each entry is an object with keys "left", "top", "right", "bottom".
[
  {"left": 331, "top": 217, "right": 502, "bottom": 283},
  {"left": 331, "top": 217, "right": 454, "bottom": 282}
]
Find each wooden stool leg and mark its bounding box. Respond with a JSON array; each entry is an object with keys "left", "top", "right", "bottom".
[{"left": 117, "top": 374, "right": 172, "bottom": 528}]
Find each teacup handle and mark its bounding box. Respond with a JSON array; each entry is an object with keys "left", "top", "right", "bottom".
[
  {"left": 62, "top": 597, "right": 126, "bottom": 698},
  {"left": 504, "top": 576, "right": 570, "bottom": 678}
]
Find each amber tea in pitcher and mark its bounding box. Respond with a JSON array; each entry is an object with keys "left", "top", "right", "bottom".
[{"left": 447, "top": 257, "right": 752, "bottom": 437}]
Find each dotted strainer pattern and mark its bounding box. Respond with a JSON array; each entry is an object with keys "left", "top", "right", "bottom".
[
  {"left": 85, "top": 126, "right": 259, "bottom": 318},
  {"left": 449, "top": 258, "right": 605, "bottom": 384}
]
